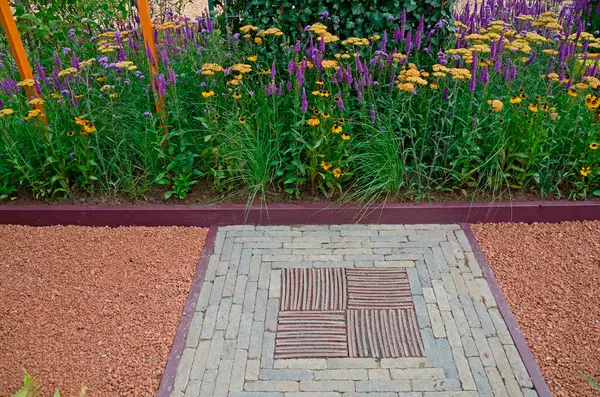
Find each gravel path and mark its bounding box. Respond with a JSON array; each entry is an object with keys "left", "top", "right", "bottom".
[
  {"left": 473, "top": 221, "right": 600, "bottom": 397},
  {"left": 0, "top": 225, "right": 207, "bottom": 396}
]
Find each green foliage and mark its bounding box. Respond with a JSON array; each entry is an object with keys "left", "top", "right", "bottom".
[
  {"left": 11, "top": 369, "right": 85, "bottom": 397},
  {"left": 7, "top": 0, "right": 129, "bottom": 58},
  {"left": 218, "top": 0, "right": 452, "bottom": 42},
  {"left": 0, "top": 6, "right": 599, "bottom": 203}
]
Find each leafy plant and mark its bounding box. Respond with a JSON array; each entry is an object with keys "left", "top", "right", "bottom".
[
  {"left": 11, "top": 370, "right": 86, "bottom": 397},
  {"left": 217, "top": 0, "right": 452, "bottom": 44}
]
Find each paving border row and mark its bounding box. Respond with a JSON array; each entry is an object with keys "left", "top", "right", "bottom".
[
  {"left": 460, "top": 224, "right": 552, "bottom": 397},
  {"left": 157, "top": 226, "right": 219, "bottom": 397},
  {"left": 1, "top": 200, "right": 600, "bottom": 226}
]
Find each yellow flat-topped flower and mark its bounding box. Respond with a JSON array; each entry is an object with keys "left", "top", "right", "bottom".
[
  {"left": 307, "top": 116, "right": 320, "bottom": 127},
  {"left": 0, "top": 108, "right": 14, "bottom": 117}
]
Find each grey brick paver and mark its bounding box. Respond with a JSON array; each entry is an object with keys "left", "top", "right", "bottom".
[
  {"left": 198, "top": 368, "right": 218, "bottom": 397},
  {"left": 355, "top": 380, "right": 411, "bottom": 392},
  {"left": 260, "top": 369, "right": 314, "bottom": 380},
  {"left": 231, "top": 349, "right": 249, "bottom": 391},
  {"left": 468, "top": 357, "right": 493, "bottom": 397},
  {"left": 187, "top": 311, "right": 204, "bottom": 348},
  {"left": 226, "top": 304, "right": 243, "bottom": 340},
  {"left": 300, "top": 380, "right": 355, "bottom": 392},
  {"left": 175, "top": 225, "right": 539, "bottom": 397},
  {"left": 214, "top": 359, "right": 234, "bottom": 397},
  {"left": 190, "top": 340, "right": 211, "bottom": 380}
]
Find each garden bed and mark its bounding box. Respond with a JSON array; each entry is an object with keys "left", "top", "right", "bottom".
[
  {"left": 0, "top": 225, "right": 207, "bottom": 396},
  {"left": 472, "top": 221, "right": 600, "bottom": 397}
]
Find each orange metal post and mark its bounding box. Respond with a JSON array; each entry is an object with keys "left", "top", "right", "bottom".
[
  {"left": 137, "top": 0, "right": 165, "bottom": 118},
  {"left": 0, "top": 0, "right": 46, "bottom": 124}
]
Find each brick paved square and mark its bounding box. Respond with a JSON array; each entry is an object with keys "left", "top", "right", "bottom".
[{"left": 172, "top": 225, "right": 539, "bottom": 397}]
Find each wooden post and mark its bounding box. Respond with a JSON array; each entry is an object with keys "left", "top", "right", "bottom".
[
  {"left": 0, "top": 0, "right": 47, "bottom": 124},
  {"left": 137, "top": 0, "right": 165, "bottom": 118}
]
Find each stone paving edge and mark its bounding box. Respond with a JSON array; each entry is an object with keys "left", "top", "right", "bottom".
[
  {"left": 157, "top": 225, "right": 219, "bottom": 397},
  {"left": 460, "top": 223, "right": 552, "bottom": 397}
]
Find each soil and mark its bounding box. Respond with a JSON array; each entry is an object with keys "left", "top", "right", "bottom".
[
  {"left": 1, "top": 180, "right": 556, "bottom": 206},
  {"left": 472, "top": 221, "right": 600, "bottom": 397},
  {"left": 0, "top": 225, "right": 207, "bottom": 397}
]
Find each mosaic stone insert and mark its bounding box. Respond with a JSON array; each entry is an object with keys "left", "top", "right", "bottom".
[{"left": 275, "top": 268, "right": 424, "bottom": 359}]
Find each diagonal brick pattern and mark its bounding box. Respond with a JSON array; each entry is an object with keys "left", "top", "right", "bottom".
[{"left": 172, "top": 224, "right": 540, "bottom": 397}]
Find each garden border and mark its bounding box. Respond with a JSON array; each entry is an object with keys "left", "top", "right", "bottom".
[
  {"left": 461, "top": 223, "right": 552, "bottom": 397},
  {"left": 1, "top": 200, "right": 599, "bottom": 226},
  {"left": 156, "top": 225, "right": 218, "bottom": 397}
]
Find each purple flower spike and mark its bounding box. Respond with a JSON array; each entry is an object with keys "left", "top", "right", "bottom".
[
  {"left": 337, "top": 92, "right": 345, "bottom": 110},
  {"left": 287, "top": 60, "right": 296, "bottom": 74},
  {"left": 168, "top": 68, "right": 176, "bottom": 85},
  {"left": 301, "top": 88, "right": 308, "bottom": 113},
  {"left": 369, "top": 105, "right": 376, "bottom": 122},
  {"left": 524, "top": 51, "right": 536, "bottom": 66},
  {"left": 53, "top": 51, "right": 62, "bottom": 68},
  {"left": 271, "top": 61, "right": 276, "bottom": 78},
  {"left": 405, "top": 30, "right": 412, "bottom": 54},
  {"left": 71, "top": 54, "right": 80, "bottom": 69}
]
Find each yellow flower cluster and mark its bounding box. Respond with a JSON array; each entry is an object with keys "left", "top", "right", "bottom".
[
  {"left": 257, "top": 28, "right": 284, "bottom": 37},
  {"left": 334, "top": 53, "right": 353, "bottom": 59},
  {"left": 74, "top": 116, "right": 96, "bottom": 134},
  {"left": 397, "top": 67, "right": 428, "bottom": 87},
  {"left": 487, "top": 99, "right": 503, "bottom": 112},
  {"left": 24, "top": 109, "right": 43, "bottom": 121},
  {"left": 115, "top": 60, "right": 137, "bottom": 71},
  {"left": 341, "top": 37, "right": 370, "bottom": 46},
  {"left": 28, "top": 98, "right": 45, "bottom": 106},
  {"left": 231, "top": 64, "right": 252, "bottom": 74},
  {"left": 240, "top": 25, "right": 258, "bottom": 34},
  {"left": 321, "top": 60, "right": 339, "bottom": 70},
  {"left": 306, "top": 22, "right": 339, "bottom": 43},
  {"left": 58, "top": 67, "right": 78, "bottom": 77},
  {"left": 155, "top": 21, "right": 184, "bottom": 31},
  {"left": 391, "top": 53, "right": 407, "bottom": 63},
  {"left": 17, "top": 79, "right": 35, "bottom": 87},
  {"left": 0, "top": 108, "right": 14, "bottom": 117},
  {"left": 431, "top": 64, "right": 472, "bottom": 80},
  {"left": 201, "top": 63, "right": 225, "bottom": 76}
]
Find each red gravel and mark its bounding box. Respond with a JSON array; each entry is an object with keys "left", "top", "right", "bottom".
[
  {"left": 0, "top": 225, "right": 207, "bottom": 396},
  {"left": 472, "top": 221, "right": 600, "bottom": 397}
]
